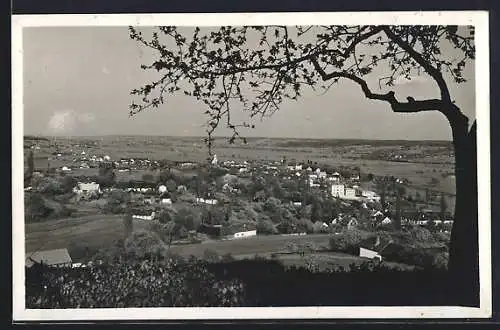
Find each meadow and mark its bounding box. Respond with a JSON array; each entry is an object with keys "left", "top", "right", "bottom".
[{"left": 25, "top": 214, "right": 150, "bottom": 253}]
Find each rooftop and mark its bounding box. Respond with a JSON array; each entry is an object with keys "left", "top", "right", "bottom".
[{"left": 25, "top": 248, "right": 72, "bottom": 268}]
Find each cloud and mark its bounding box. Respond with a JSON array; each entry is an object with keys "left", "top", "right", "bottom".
[{"left": 46, "top": 110, "right": 96, "bottom": 135}]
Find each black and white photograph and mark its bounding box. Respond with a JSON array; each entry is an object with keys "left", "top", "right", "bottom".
[{"left": 12, "top": 11, "right": 491, "bottom": 320}]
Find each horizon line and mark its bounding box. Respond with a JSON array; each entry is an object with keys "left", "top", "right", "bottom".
[{"left": 24, "top": 134, "right": 453, "bottom": 143}]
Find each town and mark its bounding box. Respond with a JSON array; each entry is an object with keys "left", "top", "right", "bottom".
[{"left": 24, "top": 136, "right": 454, "bottom": 272}]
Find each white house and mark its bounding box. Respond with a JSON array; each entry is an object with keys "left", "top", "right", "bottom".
[
  {"left": 160, "top": 198, "right": 172, "bottom": 205},
  {"left": 73, "top": 182, "right": 101, "bottom": 195},
  {"left": 196, "top": 198, "right": 218, "bottom": 205},
  {"left": 233, "top": 230, "right": 257, "bottom": 239},
  {"left": 344, "top": 187, "right": 357, "bottom": 199},
  {"left": 158, "top": 185, "right": 167, "bottom": 194},
  {"left": 359, "top": 247, "right": 382, "bottom": 261},
  {"left": 292, "top": 201, "right": 302, "bottom": 207},
  {"left": 381, "top": 217, "right": 392, "bottom": 224},
  {"left": 331, "top": 184, "right": 345, "bottom": 198},
  {"left": 132, "top": 211, "right": 156, "bottom": 221},
  {"left": 318, "top": 171, "right": 327, "bottom": 179},
  {"left": 61, "top": 166, "right": 71, "bottom": 172},
  {"left": 103, "top": 155, "right": 111, "bottom": 161},
  {"left": 295, "top": 164, "right": 303, "bottom": 171}
]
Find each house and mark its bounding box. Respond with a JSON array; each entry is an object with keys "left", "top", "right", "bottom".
[
  {"left": 359, "top": 247, "right": 382, "bottom": 261},
  {"left": 144, "top": 197, "right": 156, "bottom": 205},
  {"left": 26, "top": 248, "right": 73, "bottom": 268},
  {"left": 61, "top": 166, "right": 71, "bottom": 172},
  {"left": 233, "top": 230, "right": 257, "bottom": 239},
  {"left": 347, "top": 218, "right": 358, "bottom": 230},
  {"left": 196, "top": 198, "right": 218, "bottom": 205},
  {"left": 160, "top": 198, "right": 173, "bottom": 205},
  {"left": 158, "top": 185, "right": 168, "bottom": 194},
  {"left": 357, "top": 236, "right": 394, "bottom": 262},
  {"left": 344, "top": 187, "right": 356, "bottom": 199},
  {"left": 331, "top": 184, "right": 345, "bottom": 198},
  {"left": 291, "top": 201, "right": 302, "bottom": 207},
  {"left": 381, "top": 217, "right": 392, "bottom": 225},
  {"left": 132, "top": 211, "right": 156, "bottom": 221},
  {"left": 73, "top": 182, "right": 101, "bottom": 195},
  {"left": 211, "top": 154, "right": 218, "bottom": 166},
  {"left": 362, "top": 190, "right": 380, "bottom": 201}
]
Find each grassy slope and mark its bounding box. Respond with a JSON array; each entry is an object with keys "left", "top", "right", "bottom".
[{"left": 25, "top": 214, "right": 150, "bottom": 253}]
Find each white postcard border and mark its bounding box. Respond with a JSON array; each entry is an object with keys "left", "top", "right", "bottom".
[{"left": 12, "top": 11, "right": 492, "bottom": 320}]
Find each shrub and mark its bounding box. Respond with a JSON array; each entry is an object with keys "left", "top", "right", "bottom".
[
  {"left": 432, "top": 252, "right": 449, "bottom": 270},
  {"left": 26, "top": 257, "right": 246, "bottom": 308},
  {"left": 256, "top": 219, "right": 277, "bottom": 235},
  {"left": 221, "top": 253, "right": 235, "bottom": 262},
  {"left": 329, "top": 229, "right": 371, "bottom": 254},
  {"left": 203, "top": 249, "right": 220, "bottom": 263},
  {"left": 408, "top": 226, "right": 435, "bottom": 243}
]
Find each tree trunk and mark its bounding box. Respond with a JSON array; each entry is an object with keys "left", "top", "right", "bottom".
[{"left": 446, "top": 109, "right": 479, "bottom": 306}]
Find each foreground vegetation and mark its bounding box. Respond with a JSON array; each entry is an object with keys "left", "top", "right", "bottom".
[{"left": 27, "top": 253, "right": 452, "bottom": 308}]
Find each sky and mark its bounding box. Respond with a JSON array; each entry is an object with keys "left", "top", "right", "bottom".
[{"left": 23, "top": 26, "right": 476, "bottom": 140}]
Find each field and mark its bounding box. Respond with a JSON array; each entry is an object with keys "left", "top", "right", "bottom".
[
  {"left": 25, "top": 216, "right": 412, "bottom": 269},
  {"left": 25, "top": 214, "right": 151, "bottom": 253},
  {"left": 27, "top": 135, "right": 455, "bottom": 191}
]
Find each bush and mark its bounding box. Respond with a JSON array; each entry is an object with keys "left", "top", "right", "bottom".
[
  {"left": 296, "top": 218, "right": 314, "bottom": 234},
  {"left": 408, "top": 226, "right": 435, "bottom": 243},
  {"left": 26, "top": 257, "right": 246, "bottom": 308},
  {"left": 256, "top": 219, "right": 277, "bottom": 235},
  {"left": 203, "top": 249, "right": 220, "bottom": 263},
  {"left": 432, "top": 252, "right": 449, "bottom": 270},
  {"left": 329, "top": 229, "right": 371, "bottom": 254}
]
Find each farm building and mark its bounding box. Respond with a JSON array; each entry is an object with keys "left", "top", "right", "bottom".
[
  {"left": 357, "top": 236, "right": 395, "bottom": 262},
  {"left": 359, "top": 247, "right": 382, "bottom": 261},
  {"left": 73, "top": 182, "right": 101, "bottom": 195},
  {"left": 132, "top": 211, "right": 156, "bottom": 221},
  {"left": 195, "top": 198, "right": 218, "bottom": 205},
  {"left": 233, "top": 230, "right": 257, "bottom": 239},
  {"left": 26, "top": 248, "right": 73, "bottom": 268}
]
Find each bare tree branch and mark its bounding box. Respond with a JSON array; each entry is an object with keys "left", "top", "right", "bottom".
[
  {"left": 311, "top": 56, "right": 446, "bottom": 113},
  {"left": 382, "top": 26, "right": 452, "bottom": 103}
]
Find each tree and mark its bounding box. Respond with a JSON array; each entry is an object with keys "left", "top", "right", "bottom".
[
  {"left": 129, "top": 25, "right": 477, "bottom": 305},
  {"left": 25, "top": 150, "right": 35, "bottom": 187},
  {"left": 440, "top": 193, "right": 448, "bottom": 221},
  {"left": 425, "top": 188, "right": 431, "bottom": 204},
  {"left": 98, "top": 162, "right": 116, "bottom": 188},
  {"left": 394, "top": 184, "right": 402, "bottom": 231},
  {"left": 123, "top": 213, "right": 134, "bottom": 240},
  {"left": 415, "top": 191, "right": 422, "bottom": 202}
]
